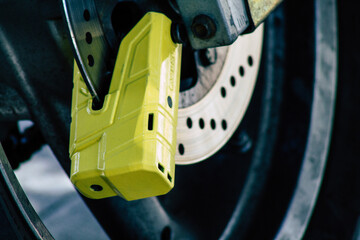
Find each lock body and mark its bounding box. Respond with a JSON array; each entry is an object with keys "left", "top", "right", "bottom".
[{"left": 69, "top": 12, "right": 182, "bottom": 200}]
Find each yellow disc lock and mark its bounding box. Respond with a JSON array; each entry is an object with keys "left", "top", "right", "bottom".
[{"left": 69, "top": 12, "right": 182, "bottom": 200}]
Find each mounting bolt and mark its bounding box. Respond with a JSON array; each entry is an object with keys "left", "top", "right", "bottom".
[{"left": 191, "top": 15, "right": 216, "bottom": 40}]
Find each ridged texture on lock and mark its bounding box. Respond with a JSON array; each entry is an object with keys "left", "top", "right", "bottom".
[{"left": 69, "top": 12, "right": 182, "bottom": 200}]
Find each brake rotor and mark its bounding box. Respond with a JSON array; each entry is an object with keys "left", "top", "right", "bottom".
[
  {"left": 62, "top": 0, "right": 112, "bottom": 103},
  {"left": 62, "top": 0, "right": 264, "bottom": 165},
  {"left": 176, "top": 26, "right": 263, "bottom": 164}
]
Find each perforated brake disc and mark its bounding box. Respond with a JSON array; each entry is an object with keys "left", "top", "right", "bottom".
[
  {"left": 176, "top": 27, "right": 263, "bottom": 164},
  {"left": 62, "top": 0, "right": 264, "bottom": 165}
]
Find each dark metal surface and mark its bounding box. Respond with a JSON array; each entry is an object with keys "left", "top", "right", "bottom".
[
  {"left": 191, "top": 15, "right": 217, "bottom": 40},
  {"left": 175, "top": 0, "right": 249, "bottom": 49},
  {"left": 84, "top": 197, "right": 194, "bottom": 239},
  {"left": 0, "top": 85, "right": 29, "bottom": 121}
]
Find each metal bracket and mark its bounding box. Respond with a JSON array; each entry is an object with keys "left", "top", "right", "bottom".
[
  {"left": 176, "top": 0, "right": 282, "bottom": 49},
  {"left": 175, "top": 0, "right": 250, "bottom": 49}
]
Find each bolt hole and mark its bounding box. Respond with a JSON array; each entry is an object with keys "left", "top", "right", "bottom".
[
  {"left": 148, "top": 113, "right": 154, "bottom": 131},
  {"left": 210, "top": 119, "right": 216, "bottom": 130},
  {"left": 167, "top": 173, "right": 172, "bottom": 182},
  {"left": 248, "top": 56, "right": 253, "bottom": 66},
  {"left": 90, "top": 184, "right": 103, "bottom": 192},
  {"left": 199, "top": 118, "right": 205, "bottom": 129},
  {"left": 186, "top": 118, "right": 193, "bottom": 129},
  {"left": 221, "top": 87, "right": 226, "bottom": 98},
  {"left": 191, "top": 15, "right": 216, "bottom": 39},
  {"left": 83, "top": 9, "right": 90, "bottom": 21},
  {"left": 158, "top": 163, "right": 164, "bottom": 173},
  {"left": 87, "top": 55, "right": 94, "bottom": 67},
  {"left": 239, "top": 66, "right": 245, "bottom": 77},
  {"left": 86, "top": 32, "right": 93, "bottom": 44},
  {"left": 230, "top": 76, "right": 236, "bottom": 87},
  {"left": 167, "top": 96, "right": 173, "bottom": 108},
  {"left": 178, "top": 144, "right": 185, "bottom": 155},
  {"left": 192, "top": 23, "right": 208, "bottom": 39},
  {"left": 161, "top": 226, "right": 172, "bottom": 240},
  {"left": 221, "top": 120, "right": 227, "bottom": 130}
]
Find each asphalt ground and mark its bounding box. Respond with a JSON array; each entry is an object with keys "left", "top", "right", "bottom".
[{"left": 14, "top": 144, "right": 109, "bottom": 240}]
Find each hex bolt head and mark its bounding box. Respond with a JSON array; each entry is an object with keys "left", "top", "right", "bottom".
[{"left": 191, "top": 15, "right": 217, "bottom": 40}]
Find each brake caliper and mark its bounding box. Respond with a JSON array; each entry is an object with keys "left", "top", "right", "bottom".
[{"left": 69, "top": 12, "right": 182, "bottom": 200}]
